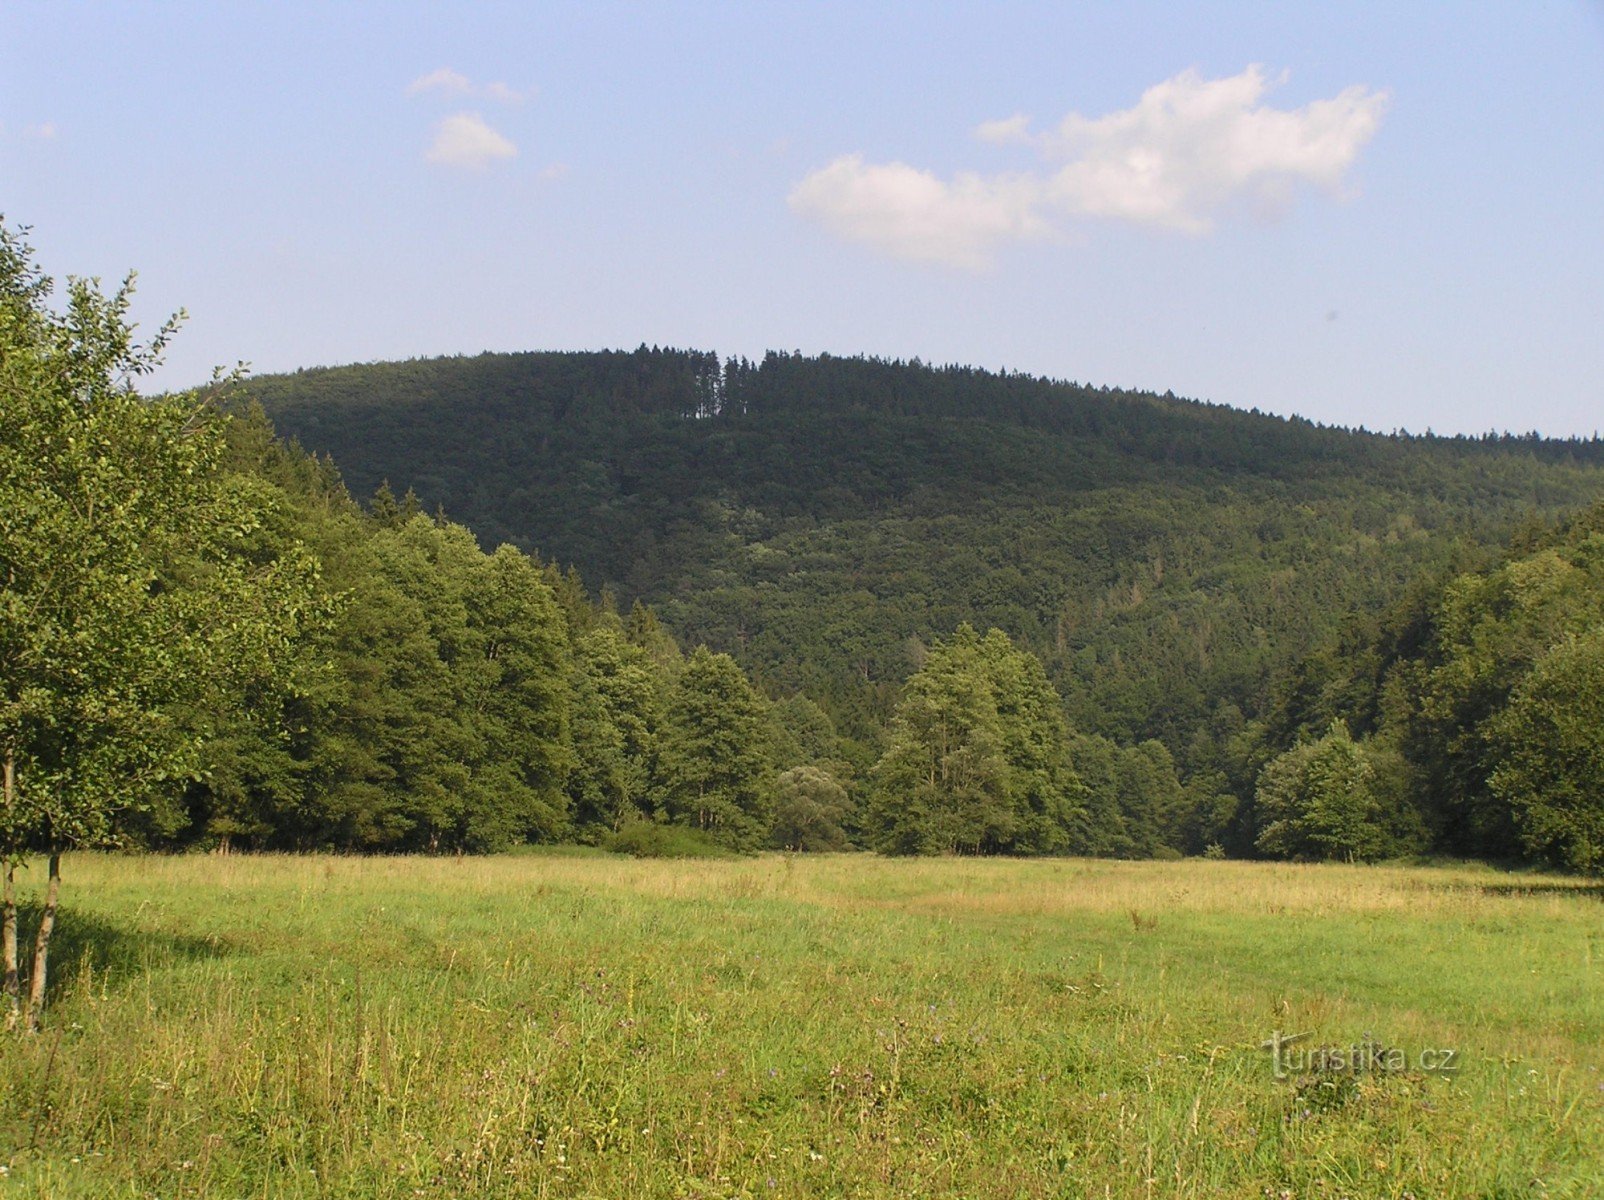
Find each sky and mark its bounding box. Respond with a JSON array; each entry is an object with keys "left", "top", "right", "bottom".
[{"left": 4, "top": 2, "right": 1602, "bottom": 437}]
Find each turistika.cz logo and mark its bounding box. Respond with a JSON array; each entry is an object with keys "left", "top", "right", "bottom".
[{"left": 1260, "top": 1030, "right": 1460, "bottom": 1080}]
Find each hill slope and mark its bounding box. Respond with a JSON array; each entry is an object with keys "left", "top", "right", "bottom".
[{"left": 242, "top": 348, "right": 1604, "bottom": 763}]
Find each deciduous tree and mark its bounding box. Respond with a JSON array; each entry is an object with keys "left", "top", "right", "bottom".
[{"left": 0, "top": 222, "right": 318, "bottom": 1028}]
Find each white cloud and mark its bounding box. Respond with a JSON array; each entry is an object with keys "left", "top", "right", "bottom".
[
  {"left": 974, "top": 113, "right": 1031, "bottom": 146},
  {"left": 537, "top": 162, "right": 571, "bottom": 182},
  {"left": 1034, "top": 66, "right": 1388, "bottom": 231},
  {"left": 408, "top": 68, "right": 525, "bottom": 103},
  {"left": 426, "top": 113, "right": 517, "bottom": 168},
  {"left": 792, "top": 66, "right": 1388, "bottom": 266},
  {"left": 408, "top": 67, "right": 472, "bottom": 97},
  {"left": 483, "top": 81, "right": 526, "bottom": 104},
  {"left": 1, "top": 120, "right": 59, "bottom": 142},
  {"left": 788, "top": 155, "right": 1050, "bottom": 269}
]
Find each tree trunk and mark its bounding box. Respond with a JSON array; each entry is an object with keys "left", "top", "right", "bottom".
[
  {"left": 2, "top": 752, "right": 16, "bottom": 1029},
  {"left": 2, "top": 861, "right": 17, "bottom": 1030},
  {"left": 24, "top": 851, "right": 61, "bottom": 1034}
]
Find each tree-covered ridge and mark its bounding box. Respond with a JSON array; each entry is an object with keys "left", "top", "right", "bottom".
[{"left": 242, "top": 347, "right": 1604, "bottom": 765}]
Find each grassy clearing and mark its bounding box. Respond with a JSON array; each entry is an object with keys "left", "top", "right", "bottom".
[{"left": 1, "top": 853, "right": 1600, "bottom": 1198}]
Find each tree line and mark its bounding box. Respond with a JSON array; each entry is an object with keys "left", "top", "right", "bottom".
[{"left": 243, "top": 345, "right": 1604, "bottom": 809}]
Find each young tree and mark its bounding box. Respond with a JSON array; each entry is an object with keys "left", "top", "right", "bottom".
[
  {"left": 770, "top": 765, "right": 852, "bottom": 851},
  {"left": 0, "top": 222, "right": 318, "bottom": 1029},
  {"left": 1254, "top": 721, "right": 1389, "bottom": 862},
  {"left": 869, "top": 625, "right": 1081, "bottom": 855}
]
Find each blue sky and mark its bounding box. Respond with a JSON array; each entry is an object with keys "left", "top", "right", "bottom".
[{"left": 4, "top": 2, "right": 1602, "bottom": 435}]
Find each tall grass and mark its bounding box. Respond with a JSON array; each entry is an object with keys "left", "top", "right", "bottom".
[{"left": 1, "top": 853, "right": 1599, "bottom": 1197}]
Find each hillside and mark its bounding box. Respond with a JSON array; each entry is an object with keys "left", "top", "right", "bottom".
[{"left": 241, "top": 348, "right": 1604, "bottom": 768}]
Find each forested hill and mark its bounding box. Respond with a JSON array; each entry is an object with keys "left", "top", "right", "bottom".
[{"left": 241, "top": 347, "right": 1604, "bottom": 765}]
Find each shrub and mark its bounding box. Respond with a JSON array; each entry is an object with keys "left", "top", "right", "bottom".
[{"left": 605, "top": 822, "right": 735, "bottom": 859}]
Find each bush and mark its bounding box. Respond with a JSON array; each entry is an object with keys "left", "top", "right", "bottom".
[{"left": 605, "top": 822, "right": 736, "bottom": 859}]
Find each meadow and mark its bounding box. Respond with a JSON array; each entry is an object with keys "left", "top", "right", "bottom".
[{"left": 1, "top": 853, "right": 1600, "bottom": 1199}]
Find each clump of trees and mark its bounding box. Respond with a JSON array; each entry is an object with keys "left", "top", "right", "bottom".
[
  {"left": 1253, "top": 721, "right": 1391, "bottom": 862},
  {"left": 241, "top": 345, "right": 1604, "bottom": 802},
  {"left": 867, "top": 625, "right": 1082, "bottom": 855},
  {"left": 1488, "top": 628, "right": 1604, "bottom": 873},
  {"left": 170, "top": 452, "right": 822, "bottom": 858},
  {"left": 0, "top": 227, "right": 848, "bottom": 1028},
  {"left": 1245, "top": 505, "right": 1604, "bottom": 870}
]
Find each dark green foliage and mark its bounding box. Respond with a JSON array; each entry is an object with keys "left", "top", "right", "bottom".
[
  {"left": 14, "top": 258, "right": 1604, "bottom": 873},
  {"left": 1489, "top": 629, "right": 1604, "bottom": 873},
  {"left": 1249, "top": 503, "right": 1604, "bottom": 870},
  {"left": 95, "top": 400, "right": 779, "bottom": 860},
  {"left": 177, "top": 416, "right": 586, "bottom": 854},
  {"left": 227, "top": 347, "right": 1604, "bottom": 867},
  {"left": 1063, "top": 733, "right": 1189, "bottom": 858},
  {"left": 240, "top": 348, "right": 1604, "bottom": 760},
  {"left": 566, "top": 624, "right": 664, "bottom": 837}
]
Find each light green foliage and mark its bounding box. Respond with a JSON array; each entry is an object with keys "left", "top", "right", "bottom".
[
  {"left": 1489, "top": 628, "right": 1604, "bottom": 873},
  {"left": 870, "top": 626, "right": 1082, "bottom": 854},
  {"left": 0, "top": 223, "right": 318, "bottom": 855},
  {"left": 769, "top": 765, "right": 852, "bottom": 851},
  {"left": 658, "top": 646, "right": 774, "bottom": 849},
  {"left": 567, "top": 623, "right": 665, "bottom": 835},
  {"left": 1255, "top": 721, "right": 1390, "bottom": 862}
]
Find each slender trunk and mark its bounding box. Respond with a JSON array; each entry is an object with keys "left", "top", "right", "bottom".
[
  {"left": 24, "top": 851, "right": 60, "bottom": 1034},
  {"left": 3, "top": 861, "right": 17, "bottom": 1030},
  {"left": 2, "top": 752, "right": 16, "bottom": 1029}
]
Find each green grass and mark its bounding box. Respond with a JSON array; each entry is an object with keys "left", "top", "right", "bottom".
[{"left": 2, "top": 854, "right": 1600, "bottom": 1198}]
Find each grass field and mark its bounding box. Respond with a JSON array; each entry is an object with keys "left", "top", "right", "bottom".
[{"left": 1, "top": 852, "right": 1600, "bottom": 1199}]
